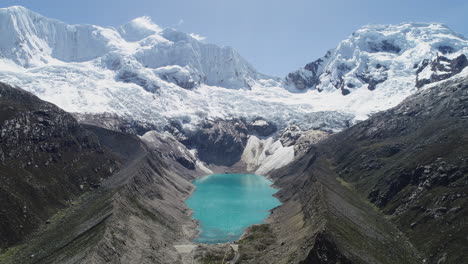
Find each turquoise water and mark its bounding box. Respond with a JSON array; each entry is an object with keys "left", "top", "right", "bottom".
[{"left": 186, "top": 173, "right": 281, "bottom": 244}]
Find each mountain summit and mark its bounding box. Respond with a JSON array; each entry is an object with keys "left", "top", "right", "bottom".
[
  {"left": 286, "top": 23, "right": 468, "bottom": 94},
  {"left": 0, "top": 5, "right": 270, "bottom": 89},
  {"left": 0, "top": 7, "right": 467, "bottom": 132}
]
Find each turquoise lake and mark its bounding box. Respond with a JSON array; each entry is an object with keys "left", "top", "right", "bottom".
[{"left": 186, "top": 173, "right": 281, "bottom": 244}]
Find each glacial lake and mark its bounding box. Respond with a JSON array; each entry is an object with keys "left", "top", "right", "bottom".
[{"left": 186, "top": 173, "right": 281, "bottom": 244}]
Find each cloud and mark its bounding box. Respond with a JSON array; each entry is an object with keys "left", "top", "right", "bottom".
[
  {"left": 190, "top": 33, "right": 206, "bottom": 41},
  {"left": 176, "top": 19, "right": 184, "bottom": 27}
]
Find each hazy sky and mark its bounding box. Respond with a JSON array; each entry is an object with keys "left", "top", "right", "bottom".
[{"left": 1, "top": 0, "right": 467, "bottom": 77}]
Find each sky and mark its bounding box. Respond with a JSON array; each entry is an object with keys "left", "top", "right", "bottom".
[{"left": 1, "top": 0, "right": 467, "bottom": 77}]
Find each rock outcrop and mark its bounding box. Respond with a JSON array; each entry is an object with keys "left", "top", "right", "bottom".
[
  {"left": 279, "top": 125, "right": 329, "bottom": 155},
  {"left": 75, "top": 112, "right": 159, "bottom": 136},
  {"left": 187, "top": 119, "right": 248, "bottom": 166},
  {"left": 165, "top": 118, "right": 281, "bottom": 167},
  {"left": 416, "top": 54, "right": 468, "bottom": 88}
]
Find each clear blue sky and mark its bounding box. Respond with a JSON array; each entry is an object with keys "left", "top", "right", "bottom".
[{"left": 1, "top": 0, "right": 467, "bottom": 77}]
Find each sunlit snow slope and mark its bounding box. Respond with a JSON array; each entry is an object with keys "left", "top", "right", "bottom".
[
  {"left": 286, "top": 23, "right": 468, "bottom": 118},
  {"left": 0, "top": 6, "right": 467, "bottom": 131}
]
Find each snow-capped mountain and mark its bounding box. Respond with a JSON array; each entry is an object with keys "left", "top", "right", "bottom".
[
  {"left": 0, "top": 6, "right": 467, "bottom": 133},
  {"left": 286, "top": 23, "right": 468, "bottom": 94},
  {"left": 0, "top": 6, "right": 270, "bottom": 90}
]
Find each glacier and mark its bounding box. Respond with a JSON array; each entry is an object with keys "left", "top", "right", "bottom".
[{"left": 0, "top": 6, "right": 467, "bottom": 133}]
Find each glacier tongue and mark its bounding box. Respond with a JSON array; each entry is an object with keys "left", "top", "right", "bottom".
[{"left": 0, "top": 7, "right": 468, "bottom": 133}]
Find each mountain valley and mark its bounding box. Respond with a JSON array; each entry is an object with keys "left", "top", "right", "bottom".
[{"left": 0, "top": 5, "right": 467, "bottom": 264}]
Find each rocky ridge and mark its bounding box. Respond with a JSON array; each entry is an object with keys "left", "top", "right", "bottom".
[{"left": 244, "top": 73, "right": 468, "bottom": 263}]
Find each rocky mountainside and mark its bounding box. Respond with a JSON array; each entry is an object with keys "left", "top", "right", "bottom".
[
  {"left": 323, "top": 74, "right": 468, "bottom": 263},
  {"left": 0, "top": 82, "right": 211, "bottom": 264},
  {"left": 247, "top": 73, "right": 468, "bottom": 263},
  {"left": 0, "top": 82, "right": 118, "bottom": 249}
]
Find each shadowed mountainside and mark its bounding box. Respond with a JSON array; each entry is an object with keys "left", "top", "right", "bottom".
[
  {"left": 0, "top": 83, "right": 203, "bottom": 263},
  {"left": 241, "top": 75, "right": 468, "bottom": 263},
  {"left": 0, "top": 83, "right": 119, "bottom": 249}
]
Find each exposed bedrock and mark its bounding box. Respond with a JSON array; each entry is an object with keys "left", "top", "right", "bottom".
[
  {"left": 164, "top": 118, "right": 279, "bottom": 167},
  {"left": 186, "top": 118, "right": 249, "bottom": 166},
  {"left": 416, "top": 54, "right": 468, "bottom": 88},
  {"left": 74, "top": 112, "right": 159, "bottom": 136},
  {"left": 161, "top": 116, "right": 331, "bottom": 170}
]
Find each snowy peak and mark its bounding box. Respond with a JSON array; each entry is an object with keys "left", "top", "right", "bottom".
[
  {"left": 2, "top": 7, "right": 467, "bottom": 135},
  {"left": 0, "top": 5, "right": 114, "bottom": 67},
  {"left": 0, "top": 6, "right": 271, "bottom": 89},
  {"left": 350, "top": 23, "right": 466, "bottom": 54},
  {"left": 286, "top": 23, "right": 468, "bottom": 94}
]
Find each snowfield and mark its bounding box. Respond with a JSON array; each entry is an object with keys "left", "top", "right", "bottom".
[{"left": 0, "top": 6, "right": 467, "bottom": 132}]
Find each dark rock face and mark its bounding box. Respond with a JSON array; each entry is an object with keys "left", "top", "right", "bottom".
[
  {"left": 165, "top": 118, "right": 280, "bottom": 166},
  {"left": 279, "top": 125, "right": 304, "bottom": 147},
  {"left": 75, "top": 112, "right": 159, "bottom": 136},
  {"left": 247, "top": 119, "right": 277, "bottom": 137},
  {"left": 437, "top": 45, "right": 455, "bottom": 54},
  {"left": 367, "top": 158, "right": 467, "bottom": 209},
  {"left": 286, "top": 58, "right": 324, "bottom": 90},
  {"left": 368, "top": 39, "right": 401, "bottom": 53},
  {"left": 299, "top": 233, "right": 353, "bottom": 264},
  {"left": 416, "top": 54, "right": 468, "bottom": 88},
  {"left": 0, "top": 83, "right": 118, "bottom": 248},
  {"left": 357, "top": 64, "right": 389, "bottom": 91},
  {"left": 140, "top": 131, "right": 196, "bottom": 170},
  {"left": 158, "top": 71, "right": 199, "bottom": 90},
  {"left": 117, "top": 70, "right": 160, "bottom": 92},
  {"left": 164, "top": 119, "right": 190, "bottom": 144},
  {"left": 186, "top": 119, "right": 248, "bottom": 166}
]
